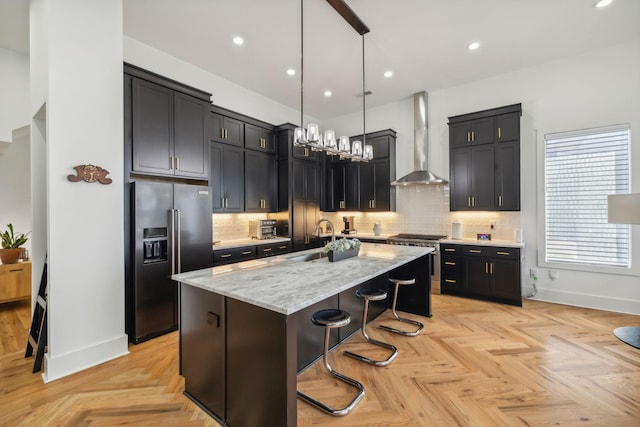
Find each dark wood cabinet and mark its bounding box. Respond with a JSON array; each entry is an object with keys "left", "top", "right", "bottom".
[
  {"left": 209, "top": 112, "right": 244, "bottom": 147},
  {"left": 130, "top": 76, "right": 208, "bottom": 179},
  {"left": 448, "top": 104, "right": 521, "bottom": 212},
  {"left": 256, "top": 241, "right": 292, "bottom": 258},
  {"left": 440, "top": 243, "right": 521, "bottom": 306},
  {"left": 324, "top": 130, "right": 396, "bottom": 212},
  {"left": 210, "top": 143, "right": 244, "bottom": 212},
  {"left": 180, "top": 285, "right": 225, "bottom": 419},
  {"left": 245, "top": 123, "right": 276, "bottom": 153},
  {"left": 213, "top": 246, "right": 257, "bottom": 266},
  {"left": 245, "top": 151, "right": 277, "bottom": 212}
]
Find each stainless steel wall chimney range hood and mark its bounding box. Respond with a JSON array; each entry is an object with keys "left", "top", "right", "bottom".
[{"left": 391, "top": 92, "right": 447, "bottom": 186}]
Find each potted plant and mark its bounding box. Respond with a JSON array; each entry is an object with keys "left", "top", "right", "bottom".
[
  {"left": 323, "top": 237, "right": 361, "bottom": 262},
  {"left": 0, "top": 224, "right": 30, "bottom": 264}
]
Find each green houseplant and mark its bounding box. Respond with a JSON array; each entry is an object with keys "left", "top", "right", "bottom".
[{"left": 0, "top": 224, "right": 30, "bottom": 264}]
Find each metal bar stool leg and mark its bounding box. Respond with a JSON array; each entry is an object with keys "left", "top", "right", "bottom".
[
  {"left": 297, "top": 309, "right": 365, "bottom": 416},
  {"left": 344, "top": 288, "right": 398, "bottom": 366},
  {"left": 379, "top": 278, "right": 424, "bottom": 337}
]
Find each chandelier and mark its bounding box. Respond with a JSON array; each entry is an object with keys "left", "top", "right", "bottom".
[{"left": 293, "top": 0, "right": 372, "bottom": 162}]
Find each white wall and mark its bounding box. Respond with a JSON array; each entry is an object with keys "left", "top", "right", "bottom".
[
  {"left": 0, "top": 126, "right": 31, "bottom": 254},
  {"left": 0, "top": 47, "right": 29, "bottom": 143},
  {"left": 30, "top": 0, "right": 128, "bottom": 382}
]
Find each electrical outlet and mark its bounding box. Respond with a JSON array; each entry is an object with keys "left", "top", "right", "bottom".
[{"left": 529, "top": 268, "right": 537, "bottom": 278}]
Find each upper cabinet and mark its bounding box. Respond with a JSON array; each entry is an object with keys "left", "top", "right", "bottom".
[
  {"left": 448, "top": 104, "right": 522, "bottom": 212},
  {"left": 245, "top": 123, "right": 276, "bottom": 154},
  {"left": 125, "top": 64, "right": 211, "bottom": 180},
  {"left": 324, "top": 130, "right": 396, "bottom": 212},
  {"left": 209, "top": 112, "right": 244, "bottom": 147}
]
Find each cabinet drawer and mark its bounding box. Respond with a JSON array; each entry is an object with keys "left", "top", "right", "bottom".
[
  {"left": 257, "top": 241, "right": 291, "bottom": 258},
  {"left": 440, "top": 244, "right": 461, "bottom": 255},
  {"left": 463, "top": 245, "right": 520, "bottom": 259},
  {"left": 213, "top": 246, "right": 257, "bottom": 266},
  {"left": 441, "top": 255, "right": 461, "bottom": 272},
  {"left": 441, "top": 272, "right": 462, "bottom": 288}
]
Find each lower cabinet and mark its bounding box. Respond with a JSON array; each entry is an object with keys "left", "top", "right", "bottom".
[
  {"left": 213, "top": 246, "right": 256, "bottom": 266},
  {"left": 441, "top": 243, "right": 522, "bottom": 306},
  {"left": 257, "top": 241, "right": 292, "bottom": 258},
  {"left": 180, "top": 285, "right": 225, "bottom": 423}
]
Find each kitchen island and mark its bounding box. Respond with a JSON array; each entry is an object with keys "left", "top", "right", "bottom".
[{"left": 172, "top": 242, "right": 433, "bottom": 427}]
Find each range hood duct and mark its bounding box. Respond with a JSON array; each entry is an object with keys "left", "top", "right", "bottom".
[{"left": 391, "top": 92, "right": 447, "bottom": 186}]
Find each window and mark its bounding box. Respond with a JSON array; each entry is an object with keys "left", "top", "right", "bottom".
[{"left": 544, "top": 125, "right": 630, "bottom": 268}]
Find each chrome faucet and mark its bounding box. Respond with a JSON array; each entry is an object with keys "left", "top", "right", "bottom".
[{"left": 314, "top": 219, "right": 335, "bottom": 242}]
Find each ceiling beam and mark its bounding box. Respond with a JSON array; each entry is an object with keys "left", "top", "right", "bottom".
[{"left": 326, "top": 0, "right": 370, "bottom": 35}]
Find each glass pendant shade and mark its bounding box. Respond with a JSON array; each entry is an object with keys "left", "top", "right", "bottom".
[
  {"left": 307, "top": 124, "right": 320, "bottom": 142},
  {"left": 294, "top": 127, "right": 305, "bottom": 146},
  {"left": 324, "top": 130, "right": 337, "bottom": 151},
  {"left": 352, "top": 140, "right": 363, "bottom": 156},
  {"left": 363, "top": 144, "right": 373, "bottom": 160},
  {"left": 338, "top": 136, "right": 350, "bottom": 152}
]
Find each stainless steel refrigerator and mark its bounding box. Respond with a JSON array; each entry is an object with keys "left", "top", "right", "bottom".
[{"left": 129, "top": 181, "right": 212, "bottom": 343}]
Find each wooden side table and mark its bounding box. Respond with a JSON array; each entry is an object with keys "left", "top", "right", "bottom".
[{"left": 0, "top": 261, "right": 32, "bottom": 304}]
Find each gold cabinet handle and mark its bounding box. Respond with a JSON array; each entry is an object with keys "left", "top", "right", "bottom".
[
  {"left": 471, "top": 131, "right": 475, "bottom": 141},
  {"left": 467, "top": 131, "right": 470, "bottom": 142},
  {"left": 444, "top": 248, "right": 455, "bottom": 252},
  {"left": 469, "top": 249, "right": 481, "bottom": 253},
  {"left": 220, "top": 253, "right": 232, "bottom": 258},
  {"left": 263, "top": 248, "right": 272, "bottom": 252},
  {"left": 170, "top": 156, "right": 174, "bottom": 170},
  {"left": 221, "top": 128, "right": 225, "bottom": 139},
  {"left": 444, "top": 261, "right": 456, "bottom": 266},
  {"left": 225, "top": 128, "right": 228, "bottom": 139},
  {"left": 279, "top": 245, "right": 287, "bottom": 249},
  {"left": 485, "top": 262, "right": 488, "bottom": 274},
  {"left": 468, "top": 196, "right": 471, "bottom": 207},
  {"left": 176, "top": 157, "right": 180, "bottom": 170},
  {"left": 339, "top": 200, "right": 345, "bottom": 209},
  {"left": 496, "top": 251, "right": 510, "bottom": 256},
  {"left": 242, "top": 250, "right": 252, "bottom": 255},
  {"left": 490, "top": 262, "right": 494, "bottom": 274},
  {"left": 499, "top": 195, "right": 502, "bottom": 207},
  {"left": 498, "top": 127, "right": 501, "bottom": 139},
  {"left": 445, "top": 279, "right": 457, "bottom": 284},
  {"left": 472, "top": 196, "right": 475, "bottom": 207}
]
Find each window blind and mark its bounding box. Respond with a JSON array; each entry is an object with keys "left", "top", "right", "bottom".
[{"left": 544, "top": 125, "right": 630, "bottom": 268}]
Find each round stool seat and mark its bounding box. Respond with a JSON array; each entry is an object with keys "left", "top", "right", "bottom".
[
  {"left": 311, "top": 309, "right": 351, "bottom": 328},
  {"left": 389, "top": 277, "right": 416, "bottom": 286},
  {"left": 355, "top": 288, "right": 387, "bottom": 301}
]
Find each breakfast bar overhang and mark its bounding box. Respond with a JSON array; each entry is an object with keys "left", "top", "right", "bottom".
[{"left": 172, "top": 243, "right": 433, "bottom": 427}]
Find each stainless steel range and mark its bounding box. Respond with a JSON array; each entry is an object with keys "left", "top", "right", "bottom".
[{"left": 387, "top": 234, "right": 446, "bottom": 294}]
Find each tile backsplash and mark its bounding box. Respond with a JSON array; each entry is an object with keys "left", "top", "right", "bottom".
[{"left": 212, "top": 185, "right": 521, "bottom": 242}]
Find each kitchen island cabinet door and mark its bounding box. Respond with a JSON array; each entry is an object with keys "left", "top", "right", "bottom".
[{"left": 180, "top": 285, "right": 225, "bottom": 423}]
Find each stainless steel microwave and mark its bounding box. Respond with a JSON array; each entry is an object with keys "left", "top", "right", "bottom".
[{"left": 249, "top": 219, "right": 277, "bottom": 240}]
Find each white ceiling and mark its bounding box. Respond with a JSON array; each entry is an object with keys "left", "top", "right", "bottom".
[{"left": 2, "top": 1, "right": 640, "bottom": 120}]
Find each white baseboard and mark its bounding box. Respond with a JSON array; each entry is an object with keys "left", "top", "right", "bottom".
[
  {"left": 522, "top": 286, "right": 640, "bottom": 316},
  {"left": 42, "top": 334, "right": 129, "bottom": 383}
]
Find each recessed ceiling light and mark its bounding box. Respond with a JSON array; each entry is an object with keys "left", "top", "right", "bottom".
[
  {"left": 286, "top": 68, "right": 296, "bottom": 76},
  {"left": 595, "top": 0, "right": 612, "bottom": 8},
  {"left": 383, "top": 70, "right": 393, "bottom": 78},
  {"left": 324, "top": 90, "right": 332, "bottom": 97},
  {"left": 233, "top": 36, "right": 244, "bottom": 45},
  {"left": 468, "top": 42, "right": 480, "bottom": 51}
]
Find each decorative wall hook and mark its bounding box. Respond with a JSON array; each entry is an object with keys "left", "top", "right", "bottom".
[{"left": 67, "top": 164, "right": 112, "bottom": 185}]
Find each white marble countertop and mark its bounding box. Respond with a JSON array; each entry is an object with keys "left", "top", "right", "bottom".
[
  {"left": 173, "top": 243, "right": 433, "bottom": 315},
  {"left": 212, "top": 236, "right": 291, "bottom": 250},
  {"left": 440, "top": 238, "right": 525, "bottom": 248}
]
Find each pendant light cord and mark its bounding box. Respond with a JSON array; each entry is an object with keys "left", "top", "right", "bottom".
[
  {"left": 362, "top": 34, "right": 366, "bottom": 145},
  {"left": 300, "top": 0, "right": 304, "bottom": 131}
]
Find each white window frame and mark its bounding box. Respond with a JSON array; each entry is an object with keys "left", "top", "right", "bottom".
[{"left": 538, "top": 124, "right": 638, "bottom": 276}]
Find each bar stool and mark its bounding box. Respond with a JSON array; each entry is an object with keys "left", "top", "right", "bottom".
[
  {"left": 297, "top": 309, "right": 365, "bottom": 416},
  {"left": 379, "top": 277, "right": 424, "bottom": 337},
  {"left": 343, "top": 288, "right": 398, "bottom": 366}
]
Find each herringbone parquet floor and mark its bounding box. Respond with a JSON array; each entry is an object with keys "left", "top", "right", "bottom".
[{"left": 1, "top": 295, "right": 638, "bottom": 426}]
